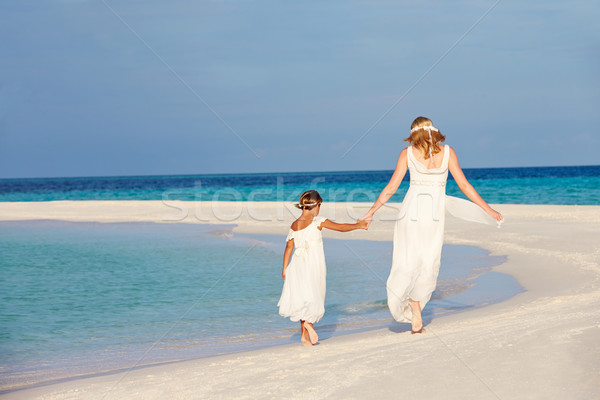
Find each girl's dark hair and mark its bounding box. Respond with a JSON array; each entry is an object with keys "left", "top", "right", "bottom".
[{"left": 295, "top": 190, "right": 323, "bottom": 210}]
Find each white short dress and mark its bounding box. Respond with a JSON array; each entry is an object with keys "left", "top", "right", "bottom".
[{"left": 277, "top": 216, "right": 327, "bottom": 323}]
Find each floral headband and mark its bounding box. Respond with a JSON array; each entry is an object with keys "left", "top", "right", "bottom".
[
  {"left": 296, "top": 201, "right": 321, "bottom": 209},
  {"left": 410, "top": 125, "right": 439, "bottom": 133}
]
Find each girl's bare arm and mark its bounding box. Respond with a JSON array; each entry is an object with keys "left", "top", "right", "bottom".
[
  {"left": 282, "top": 239, "right": 294, "bottom": 279},
  {"left": 320, "top": 219, "right": 368, "bottom": 232}
]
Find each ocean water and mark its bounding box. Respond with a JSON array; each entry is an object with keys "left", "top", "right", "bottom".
[
  {"left": 0, "top": 220, "right": 521, "bottom": 392},
  {"left": 2, "top": 165, "right": 596, "bottom": 391},
  {"left": 0, "top": 165, "right": 599, "bottom": 204}
]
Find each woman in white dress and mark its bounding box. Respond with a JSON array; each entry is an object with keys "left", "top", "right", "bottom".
[{"left": 361, "top": 116, "right": 503, "bottom": 333}]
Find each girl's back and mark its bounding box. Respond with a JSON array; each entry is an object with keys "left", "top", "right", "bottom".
[{"left": 278, "top": 216, "right": 327, "bottom": 324}]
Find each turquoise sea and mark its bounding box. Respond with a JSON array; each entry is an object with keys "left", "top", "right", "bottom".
[
  {"left": 1, "top": 165, "right": 599, "bottom": 204},
  {"left": 1, "top": 166, "right": 598, "bottom": 391}
]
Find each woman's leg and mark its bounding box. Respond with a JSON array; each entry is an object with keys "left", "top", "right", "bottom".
[
  {"left": 410, "top": 300, "right": 424, "bottom": 333},
  {"left": 300, "top": 320, "right": 311, "bottom": 345},
  {"left": 303, "top": 322, "right": 319, "bottom": 344}
]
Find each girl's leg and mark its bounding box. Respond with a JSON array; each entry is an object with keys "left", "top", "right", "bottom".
[
  {"left": 410, "top": 300, "right": 424, "bottom": 333},
  {"left": 304, "top": 322, "right": 319, "bottom": 344}
]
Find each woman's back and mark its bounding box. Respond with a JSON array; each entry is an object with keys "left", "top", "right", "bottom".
[{"left": 410, "top": 145, "right": 446, "bottom": 170}]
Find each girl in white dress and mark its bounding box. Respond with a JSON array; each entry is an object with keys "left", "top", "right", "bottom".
[
  {"left": 278, "top": 190, "right": 368, "bottom": 346},
  {"left": 362, "top": 117, "right": 503, "bottom": 334}
]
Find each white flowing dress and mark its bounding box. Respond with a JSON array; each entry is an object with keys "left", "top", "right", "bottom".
[
  {"left": 387, "top": 145, "right": 498, "bottom": 322},
  {"left": 278, "top": 216, "right": 327, "bottom": 323}
]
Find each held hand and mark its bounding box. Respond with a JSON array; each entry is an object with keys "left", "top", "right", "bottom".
[
  {"left": 356, "top": 219, "right": 369, "bottom": 230},
  {"left": 360, "top": 214, "right": 373, "bottom": 229}
]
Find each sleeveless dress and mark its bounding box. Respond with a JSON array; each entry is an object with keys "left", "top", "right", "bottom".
[
  {"left": 278, "top": 216, "right": 327, "bottom": 323},
  {"left": 387, "top": 145, "right": 498, "bottom": 322}
]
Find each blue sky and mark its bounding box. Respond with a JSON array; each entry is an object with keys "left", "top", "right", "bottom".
[{"left": 1, "top": 0, "right": 598, "bottom": 178}]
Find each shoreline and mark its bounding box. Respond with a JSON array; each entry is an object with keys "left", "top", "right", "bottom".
[
  {"left": 1, "top": 201, "right": 599, "bottom": 399},
  {"left": 0, "top": 220, "right": 518, "bottom": 393}
]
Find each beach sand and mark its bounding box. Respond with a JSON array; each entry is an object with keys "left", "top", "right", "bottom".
[{"left": 1, "top": 201, "right": 599, "bottom": 399}]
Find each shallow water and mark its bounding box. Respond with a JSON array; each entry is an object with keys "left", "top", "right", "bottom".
[{"left": 0, "top": 221, "right": 522, "bottom": 391}]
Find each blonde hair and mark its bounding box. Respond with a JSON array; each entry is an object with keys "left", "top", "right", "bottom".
[
  {"left": 404, "top": 116, "right": 445, "bottom": 160},
  {"left": 295, "top": 190, "right": 323, "bottom": 210}
]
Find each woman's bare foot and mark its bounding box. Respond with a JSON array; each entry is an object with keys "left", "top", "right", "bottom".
[
  {"left": 300, "top": 321, "right": 312, "bottom": 346},
  {"left": 304, "top": 322, "right": 319, "bottom": 344},
  {"left": 301, "top": 333, "right": 312, "bottom": 346},
  {"left": 410, "top": 300, "right": 424, "bottom": 334}
]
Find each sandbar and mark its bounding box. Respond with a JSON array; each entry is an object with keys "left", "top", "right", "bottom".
[{"left": 1, "top": 201, "right": 599, "bottom": 399}]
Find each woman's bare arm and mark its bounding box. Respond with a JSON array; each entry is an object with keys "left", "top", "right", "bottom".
[
  {"left": 362, "top": 149, "right": 408, "bottom": 221},
  {"left": 448, "top": 146, "right": 502, "bottom": 221}
]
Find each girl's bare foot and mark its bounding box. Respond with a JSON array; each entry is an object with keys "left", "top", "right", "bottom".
[
  {"left": 410, "top": 300, "right": 424, "bottom": 334},
  {"left": 304, "top": 322, "right": 319, "bottom": 344}
]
